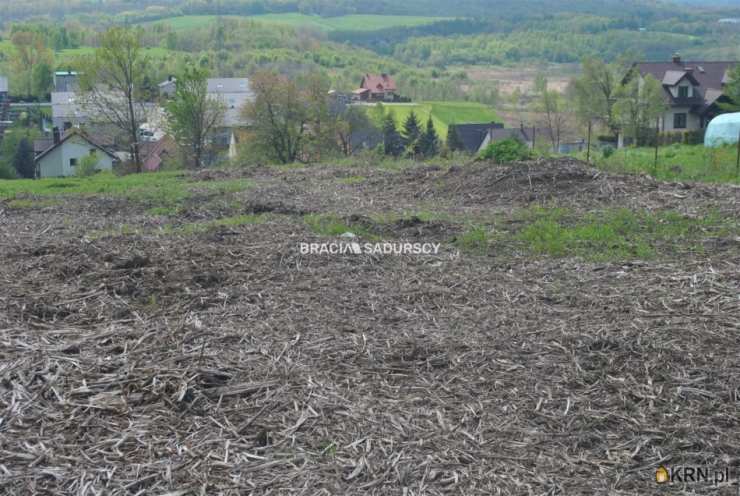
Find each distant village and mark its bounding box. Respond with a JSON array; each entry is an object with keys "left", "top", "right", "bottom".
[
  {"left": 0, "top": 52, "right": 738, "bottom": 177},
  {"left": 4, "top": 71, "right": 408, "bottom": 177}
]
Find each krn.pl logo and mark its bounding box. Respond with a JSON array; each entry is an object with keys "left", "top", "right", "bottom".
[{"left": 656, "top": 466, "right": 669, "bottom": 484}]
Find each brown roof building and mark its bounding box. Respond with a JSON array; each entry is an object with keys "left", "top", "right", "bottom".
[
  {"left": 353, "top": 74, "right": 398, "bottom": 102},
  {"left": 634, "top": 54, "right": 737, "bottom": 132}
]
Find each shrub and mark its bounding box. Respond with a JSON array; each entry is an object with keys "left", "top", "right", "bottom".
[
  {"left": 479, "top": 139, "right": 532, "bottom": 164},
  {"left": 602, "top": 145, "right": 615, "bottom": 159},
  {"left": 75, "top": 154, "right": 99, "bottom": 177},
  {"left": 0, "top": 162, "right": 17, "bottom": 179}
]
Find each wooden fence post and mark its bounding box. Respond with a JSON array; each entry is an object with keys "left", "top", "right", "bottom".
[
  {"left": 736, "top": 129, "right": 740, "bottom": 178},
  {"left": 653, "top": 116, "right": 660, "bottom": 176}
]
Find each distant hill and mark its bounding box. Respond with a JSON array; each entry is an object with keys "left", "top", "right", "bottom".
[
  {"left": 669, "top": 0, "right": 738, "bottom": 5},
  {"left": 144, "top": 14, "right": 451, "bottom": 33},
  {"left": 0, "top": 0, "right": 700, "bottom": 24}
]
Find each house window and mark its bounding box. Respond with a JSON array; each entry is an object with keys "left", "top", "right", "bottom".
[
  {"left": 69, "top": 158, "right": 78, "bottom": 167},
  {"left": 678, "top": 86, "right": 689, "bottom": 99},
  {"left": 673, "top": 113, "right": 687, "bottom": 129}
]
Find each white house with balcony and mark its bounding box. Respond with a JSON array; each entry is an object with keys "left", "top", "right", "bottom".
[{"left": 633, "top": 54, "right": 737, "bottom": 133}]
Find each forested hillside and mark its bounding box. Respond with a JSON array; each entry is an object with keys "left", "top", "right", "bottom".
[
  {"left": 1, "top": 0, "right": 738, "bottom": 112},
  {"left": 4, "top": 0, "right": 738, "bottom": 67},
  {"left": 3, "top": 0, "right": 739, "bottom": 24}
]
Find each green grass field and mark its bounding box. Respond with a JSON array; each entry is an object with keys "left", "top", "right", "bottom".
[
  {"left": 583, "top": 143, "right": 740, "bottom": 184},
  {"left": 0, "top": 40, "right": 176, "bottom": 64},
  {"left": 0, "top": 171, "right": 252, "bottom": 207},
  {"left": 144, "top": 14, "right": 450, "bottom": 33},
  {"left": 367, "top": 101, "right": 500, "bottom": 138}
]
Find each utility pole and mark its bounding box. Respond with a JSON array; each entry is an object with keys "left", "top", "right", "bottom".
[{"left": 586, "top": 120, "right": 592, "bottom": 163}]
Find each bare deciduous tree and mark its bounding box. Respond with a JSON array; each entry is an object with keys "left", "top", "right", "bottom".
[
  {"left": 536, "top": 76, "right": 570, "bottom": 152},
  {"left": 79, "top": 27, "right": 151, "bottom": 172}
]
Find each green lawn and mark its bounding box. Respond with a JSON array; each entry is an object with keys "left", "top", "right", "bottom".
[
  {"left": 0, "top": 171, "right": 252, "bottom": 207},
  {"left": 514, "top": 206, "right": 734, "bottom": 261},
  {"left": 144, "top": 14, "right": 450, "bottom": 33},
  {"left": 0, "top": 41, "right": 176, "bottom": 61},
  {"left": 583, "top": 143, "right": 740, "bottom": 184},
  {"left": 368, "top": 101, "right": 500, "bottom": 138}
]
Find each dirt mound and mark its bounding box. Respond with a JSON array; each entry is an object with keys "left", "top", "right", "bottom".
[
  {"left": 423, "top": 157, "right": 740, "bottom": 215},
  {"left": 434, "top": 157, "right": 616, "bottom": 204}
]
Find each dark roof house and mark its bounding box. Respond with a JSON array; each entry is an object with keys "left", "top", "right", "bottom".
[
  {"left": 634, "top": 54, "right": 737, "bottom": 131},
  {"left": 448, "top": 122, "right": 504, "bottom": 153}
]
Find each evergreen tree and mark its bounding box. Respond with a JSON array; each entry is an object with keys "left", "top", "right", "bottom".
[
  {"left": 401, "top": 110, "right": 422, "bottom": 146},
  {"left": 419, "top": 117, "right": 439, "bottom": 157},
  {"left": 720, "top": 64, "right": 740, "bottom": 112},
  {"left": 382, "top": 113, "right": 403, "bottom": 157},
  {"left": 12, "top": 138, "right": 35, "bottom": 179},
  {"left": 446, "top": 124, "right": 463, "bottom": 152}
]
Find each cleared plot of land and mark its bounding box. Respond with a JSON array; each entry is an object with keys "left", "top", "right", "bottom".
[
  {"left": 462, "top": 64, "right": 578, "bottom": 95},
  {"left": 366, "top": 101, "right": 500, "bottom": 137},
  {"left": 1, "top": 160, "right": 739, "bottom": 494},
  {"left": 144, "top": 14, "right": 451, "bottom": 32}
]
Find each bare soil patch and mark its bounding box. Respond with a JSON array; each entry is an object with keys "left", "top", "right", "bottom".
[{"left": 1, "top": 159, "right": 738, "bottom": 495}]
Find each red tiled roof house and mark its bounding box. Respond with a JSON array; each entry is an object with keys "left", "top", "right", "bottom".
[{"left": 353, "top": 74, "right": 398, "bottom": 102}]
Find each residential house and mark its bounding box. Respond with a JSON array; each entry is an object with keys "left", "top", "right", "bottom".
[
  {"left": 207, "top": 78, "right": 252, "bottom": 126},
  {"left": 478, "top": 127, "right": 535, "bottom": 152},
  {"left": 33, "top": 137, "right": 54, "bottom": 158},
  {"left": 634, "top": 54, "right": 737, "bottom": 132},
  {"left": 156, "top": 76, "right": 253, "bottom": 146},
  {"left": 35, "top": 128, "right": 118, "bottom": 178},
  {"left": 207, "top": 78, "right": 254, "bottom": 149},
  {"left": 0, "top": 76, "right": 9, "bottom": 137},
  {"left": 53, "top": 71, "right": 79, "bottom": 92},
  {"left": 158, "top": 76, "right": 177, "bottom": 98},
  {"left": 50, "top": 71, "right": 83, "bottom": 130},
  {"left": 448, "top": 122, "right": 505, "bottom": 153},
  {"left": 141, "top": 135, "right": 177, "bottom": 171},
  {"left": 353, "top": 74, "right": 397, "bottom": 102},
  {"left": 0, "top": 76, "right": 8, "bottom": 104},
  {"left": 51, "top": 91, "right": 86, "bottom": 130},
  {"left": 328, "top": 89, "right": 352, "bottom": 109},
  {"left": 450, "top": 122, "right": 581, "bottom": 154}
]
